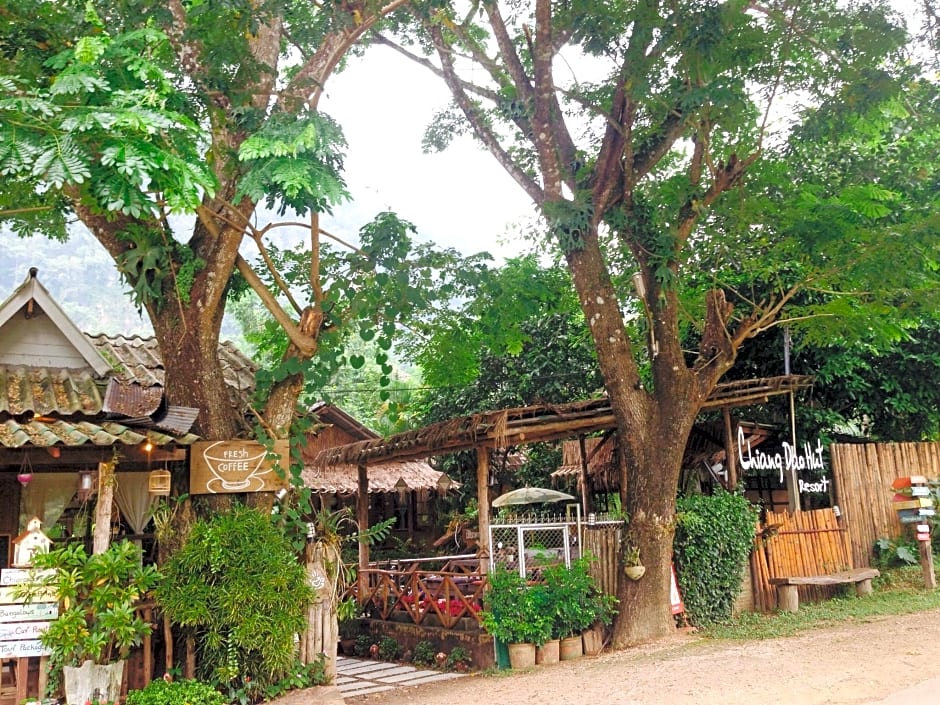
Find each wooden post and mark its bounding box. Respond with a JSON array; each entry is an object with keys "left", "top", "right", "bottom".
[
  {"left": 722, "top": 408, "right": 737, "bottom": 490},
  {"left": 578, "top": 436, "right": 593, "bottom": 515},
  {"left": 14, "top": 658, "right": 27, "bottom": 705},
  {"left": 786, "top": 391, "right": 800, "bottom": 513},
  {"left": 920, "top": 540, "right": 936, "bottom": 590},
  {"left": 37, "top": 655, "right": 48, "bottom": 698},
  {"left": 163, "top": 613, "right": 174, "bottom": 674},
  {"left": 356, "top": 464, "right": 370, "bottom": 576},
  {"left": 476, "top": 448, "right": 491, "bottom": 574},
  {"left": 142, "top": 606, "right": 152, "bottom": 685},
  {"left": 93, "top": 459, "right": 117, "bottom": 554}
]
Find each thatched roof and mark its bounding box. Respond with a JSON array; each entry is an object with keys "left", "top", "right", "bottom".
[
  {"left": 551, "top": 434, "right": 619, "bottom": 491},
  {"left": 299, "top": 402, "right": 451, "bottom": 494},
  {"left": 315, "top": 375, "right": 814, "bottom": 468},
  {"left": 301, "top": 460, "right": 449, "bottom": 495}
]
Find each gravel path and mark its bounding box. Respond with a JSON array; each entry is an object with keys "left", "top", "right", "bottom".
[{"left": 346, "top": 608, "right": 940, "bottom": 705}]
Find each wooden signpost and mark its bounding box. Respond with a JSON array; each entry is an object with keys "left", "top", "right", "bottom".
[{"left": 891, "top": 476, "right": 936, "bottom": 590}]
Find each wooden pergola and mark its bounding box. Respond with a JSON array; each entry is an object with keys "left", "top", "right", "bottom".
[{"left": 315, "top": 375, "right": 814, "bottom": 574}]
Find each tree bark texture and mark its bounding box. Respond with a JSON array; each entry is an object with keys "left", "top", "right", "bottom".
[{"left": 304, "top": 541, "right": 341, "bottom": 682}]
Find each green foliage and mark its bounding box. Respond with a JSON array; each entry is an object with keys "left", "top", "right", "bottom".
[
  {"left": 411, "top": 641, "right": 437, "bottom": 667},
  {"left": 673, "top": 490, "right": 758, "bottom": 626},
  {"left": 126, "top": 678, "right": 226, "bottom": 705},
  {"left": 377, "top": 636, "right": 401, "bottom": 661},
  {"left": 0, "top": 26, "right": 214, "bottom": 239},
  {"left": 444, "top": 646, "right": 471, "bottom": 671},
  {"left": 155, "top": 506, "right": 313, "bottom": 692},
  {"left": 539, "top": 557, "right": 616, "bottom": 639},
  {"left": 873, "top": 536, "right": 919, "bottom": 569},
  {"left": 353, "top": 634, "right": 372, "bottom": 657},
  {"left": 241, "top": 212, "right": 489, "bottom": 423},
  {"left": 237, "top": 111, "right": 349, "bottom": 216},
  {"left": 480, "top": 567, "right": 552, "bottom": 645},
  {"left": 15, "top": 540, "right": 160, "bottom": 668}
]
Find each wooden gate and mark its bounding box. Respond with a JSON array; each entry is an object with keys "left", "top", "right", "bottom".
[{"left": 749, "top": 508, "right": 852, "bottom": 612}]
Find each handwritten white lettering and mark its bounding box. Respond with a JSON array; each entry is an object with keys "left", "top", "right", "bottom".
[{"left": 737, "top": 428, "right": 825, "bottom": 483}]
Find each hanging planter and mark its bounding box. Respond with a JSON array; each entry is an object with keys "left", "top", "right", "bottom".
[
  {"left": 624, "top": 565, "right": 647, "bottom": 580},
  {"left": 624, "top": 545, "right": 645, "bottom": 580}
]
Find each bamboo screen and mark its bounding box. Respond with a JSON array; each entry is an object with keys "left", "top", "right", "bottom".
[
  {"left": 831, "top": 441, "right": 940, "bottom": 569},
  {"left": 749, "top": 508, "right": 851, "bottom": 612}
]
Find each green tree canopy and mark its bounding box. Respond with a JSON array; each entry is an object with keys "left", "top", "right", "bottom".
[{"left": 373, "top": 0, "right": 940, "bottom": 646}]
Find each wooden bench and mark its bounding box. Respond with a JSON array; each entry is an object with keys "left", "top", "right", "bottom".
[{"left": 769, "top": 567, "right": 880, "bottom": 612}]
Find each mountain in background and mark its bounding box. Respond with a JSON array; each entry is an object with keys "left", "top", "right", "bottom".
[{"left": 0, "top": 226, "right": 247, "bottom": 347}]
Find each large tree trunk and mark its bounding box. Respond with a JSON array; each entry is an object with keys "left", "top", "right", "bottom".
[{"left": 566, "top": 227, "right": 701, "bottom": 647}]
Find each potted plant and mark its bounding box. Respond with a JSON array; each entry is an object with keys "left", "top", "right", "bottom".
[
  {"left": 337, "top": 597, "right": 360, "bottom": 656},
  {"left": 479, "top": 567, "right": 551, "bottom": 669},
  {"left": 541, "top": 557, "right": 617, "bottom": 659},
  {"left": 16, "top": 540, "right": 160, "bottom": 704},
  {"left": 624, "top": 545, "right": 646, "bottom": 580}
]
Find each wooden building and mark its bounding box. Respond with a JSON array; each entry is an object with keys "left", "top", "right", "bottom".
[
  {"left": 0, "top": 268, "right": 255, "bottom": 702},
  {"left": 300, "top": 402, "right": 453, "bottom": 548}
]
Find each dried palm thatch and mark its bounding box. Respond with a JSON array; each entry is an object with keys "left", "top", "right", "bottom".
[
  {"left": 315, "top": 376, "right": 813, "bottom": 469},
  {"left": 302, "top": 460, "right": 451, "bottom": 494}
]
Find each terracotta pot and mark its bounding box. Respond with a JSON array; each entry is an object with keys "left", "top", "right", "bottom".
[
  {"left": 582, "top": 627, "right": 604, "bottom": 656},
  {"left": 559, "top": 635, "right": 583, "bottom": 661},
  {"left": 624, "top": 565, "right": 646, "bottom": 580},
  {"left": 507, "top": 642, "right": 536, "bottom": 669},
  {"left": 536, "top": 638, "right": 560, "bottom": 665}
]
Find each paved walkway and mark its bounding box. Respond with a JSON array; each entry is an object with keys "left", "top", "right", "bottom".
[{"left": 335, "top": 656, "right": 468, "bottom": 699}]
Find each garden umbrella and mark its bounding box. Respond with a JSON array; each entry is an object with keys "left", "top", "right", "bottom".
[{"left": 491, "top": 487, "right": 575, "bottom": 507}]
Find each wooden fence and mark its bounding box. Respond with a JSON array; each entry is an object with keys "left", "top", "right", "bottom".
[
  {"left": 831, "top": 442, "right": 940, "bottom": 569},
  {"left": 749, "top": 508, "right": 852, "bottom": 612}
]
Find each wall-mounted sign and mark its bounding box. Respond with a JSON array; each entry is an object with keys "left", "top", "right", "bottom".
[
  {"left": 737, "top": 426, "right": 825, "bottom": 484},
  {"left": 190, "top": 440, "right": 290, "bottom": 494},
  {"left": 0, "top": 567, "right": 55, "bottom": 658}
]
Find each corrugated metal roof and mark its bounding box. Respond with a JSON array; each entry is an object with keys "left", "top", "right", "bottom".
[
  {"left": 0, "top": 365, "right": 103, "bottom": 416},
  {"left": 0, "top": 417, "right": 199, "bottom": 449},
  {"left": 102, "top": 379, "right": 164, "bottom": 417}
]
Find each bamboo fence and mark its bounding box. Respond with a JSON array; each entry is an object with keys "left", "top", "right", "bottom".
[
  {"left": 749, "top": 507, "right": 851, "bottom": 611},
  {"left": 831, "top": 442, "right": 940, "bottom": 569}
]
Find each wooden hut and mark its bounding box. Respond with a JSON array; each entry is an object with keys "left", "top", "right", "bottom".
[{"left": 300, "top": 403, "right": 453, "bottom": 547}]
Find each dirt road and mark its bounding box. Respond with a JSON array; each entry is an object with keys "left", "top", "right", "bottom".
[{"left": 347, "top": 608, "right": 940, "bottom": 705}]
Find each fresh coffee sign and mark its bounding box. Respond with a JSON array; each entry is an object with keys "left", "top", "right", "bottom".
[{"left": 190, "top": 440, "right": 290, "bottom": 494}]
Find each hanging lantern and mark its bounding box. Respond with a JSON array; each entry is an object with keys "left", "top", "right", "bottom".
[
  {"left": 436, "top": 473, "right": 453, "bottom": 497},
  {"left": 394, "top": 476, "right": 409, "bottom": 501},
  {"left": 77, "top": 469, "right": 97, "bottom": 502},
  {"left": 148, "top": 468, "right": 172, "bottom": 496}
]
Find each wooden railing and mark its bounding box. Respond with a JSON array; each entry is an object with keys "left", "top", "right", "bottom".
[{"left": 343, "top": 556, "right": 486, "bottom": 629}]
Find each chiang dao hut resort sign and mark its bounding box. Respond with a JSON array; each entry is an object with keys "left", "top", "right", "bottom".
[
  {"left": 190, "top": 440, "right": 290, "bottom": 494},
  {"left": 736, "top": 426, "right": 830, "bottom": 498}
]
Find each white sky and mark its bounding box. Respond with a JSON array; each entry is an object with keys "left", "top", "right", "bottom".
[{"left": 318, "top": 45, "right": 536, "bottom": 263}]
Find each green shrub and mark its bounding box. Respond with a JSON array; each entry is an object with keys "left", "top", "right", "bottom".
[
  {"left": 873, "top": 536, "right": 919, "bottom": 569},
  {"left": 673, "top": 489, "right": 758, "bottom": 625},
  {"left": 445, "top": 646, "right": 471, "bottom": 672},
  {"left": 412, "top": 641, "right": 437, "bottom": 667},
  {"left": 353, "top": 633, "right": 373, "bottom": 657},
  {"left": 539, "top": 556, "right": 616, "bottom": 638},
  {"left": 126, "top": 679, "right": 226, "bottom": 705},
  {"left": 480, "top": 567, "right": 552, "bottom": 645},
  {"left": 155, "top": 506, "right": 313, "bottom": 694},
  {"left": 377, "top": 635, "right": 401, "bottom": 661}
]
